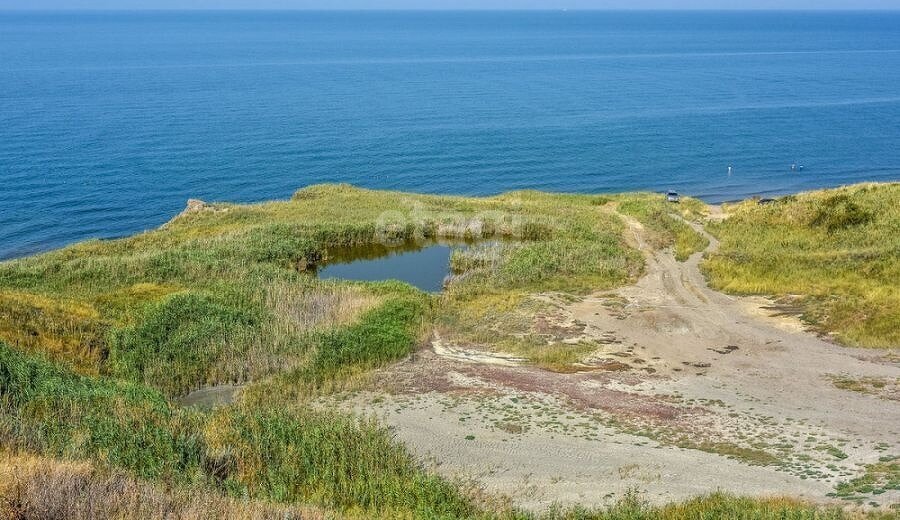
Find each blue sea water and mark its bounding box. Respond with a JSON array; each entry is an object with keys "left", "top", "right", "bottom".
[{"left": 2, "top": 10, "right": 899, "bottom": 260}]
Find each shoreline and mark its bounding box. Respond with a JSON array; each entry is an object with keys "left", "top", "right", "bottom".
[{"left": 2, "top": 180, "right": 896, "bottom": 263}]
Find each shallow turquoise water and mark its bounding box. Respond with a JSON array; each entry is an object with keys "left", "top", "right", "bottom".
[{"left": 2, "top": 11, "right": 899, "bottom": 259}]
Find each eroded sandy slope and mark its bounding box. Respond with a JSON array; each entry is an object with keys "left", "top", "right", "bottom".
[{"left": 344, "top": 208, "right": 899, "bottom": 510}]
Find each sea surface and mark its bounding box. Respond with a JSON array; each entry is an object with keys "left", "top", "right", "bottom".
[{"left": 2, "top": 10, "right": 900, "bottom": 259}]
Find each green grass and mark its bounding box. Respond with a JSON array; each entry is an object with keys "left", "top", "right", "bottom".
[
  {"left": 0, "top": 341, "right": 476, "bottom": 517},
  {"left": 106, "top": 291, "right": 261, "bottom": 396},
  {"left": 542, "top": 491, "right": 890, "bottom": 520},
  {"left": 207, "top": 408, "right": 474, "bottom": 517},
  {"left": 615, "top": 193, "right": 709, "bottom": 261},
  {"left": 4, "top": 459, "right": 886, "bottom": 520},
  {"left": 832, "top": 457, "right": 900, "bottom": 500},
  {"left": 0, "top": 184, "right": 643, "bottom": 392},
  {"left": 308, "top": 292, "right": 428, "bottom": 383},
  {"left": 521, "top": 341, "right": 599, "bottom": 373},
  {"left": 0, "top": 343, "right": 205, "bottom": 482},
  {"left": 703, "top": 183, "right": 900, "bottom": 347},
  {"left": 1, "top": 183, "right": 895, "bottom": 517}
]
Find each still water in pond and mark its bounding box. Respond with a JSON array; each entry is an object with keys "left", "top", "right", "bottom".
[{"left": 317, "top": 241, "right": 466, "bottom": 292}]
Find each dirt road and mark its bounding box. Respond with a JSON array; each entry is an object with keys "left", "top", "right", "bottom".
[{"left": 350, "top": 208, "right": 899, "bottom": 511}]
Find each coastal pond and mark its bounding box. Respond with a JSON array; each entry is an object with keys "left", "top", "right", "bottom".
[
  {"left": 316, "top": 239, "right": 490, "bottom": 292},
  {"left": 175, "top": 240, "right": 498, "bottom": 408}
]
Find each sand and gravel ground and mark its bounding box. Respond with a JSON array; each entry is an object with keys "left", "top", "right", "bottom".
[{"left": 340, "top": 208, "right": 899, "bottom": 511}]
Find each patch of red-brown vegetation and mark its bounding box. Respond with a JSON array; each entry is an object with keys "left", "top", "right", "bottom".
[
  {"left": 368, "top": 349, "right": 498, "bottom": 396},
  {"left": 371, "top": 344, "right": 710, "bottom": 432},
  {"left": 457, "top": 362, "right": 694, "bottom": 425}
]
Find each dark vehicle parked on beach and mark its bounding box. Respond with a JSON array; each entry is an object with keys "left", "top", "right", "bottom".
[{"left": 666, "top": 191, "right": 680, "bottom": 203}]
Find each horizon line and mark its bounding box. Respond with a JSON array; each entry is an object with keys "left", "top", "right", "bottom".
[{"left": 2, "top": 7, "right": 900, "bottom": 12}]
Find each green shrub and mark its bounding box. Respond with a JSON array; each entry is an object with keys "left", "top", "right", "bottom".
[
  {"left": 0, "top": 343, "right": 205, "bottom": 482},
  {"left": 310, "top": 296, "right": 426, "bottom": 382},
  {"left": 810, "top": 194, "right": 873, "bottom": 233},
  {"left": 106, "top": 292, "right": 259, "bottom": 396}
]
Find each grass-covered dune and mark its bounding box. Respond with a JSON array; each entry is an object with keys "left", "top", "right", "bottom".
[
  {"left": 703, "top": 183, "right": 900, "bottom": 348},
  {"left": 0, "top": 183, "right": 889, "bottom": 518}
]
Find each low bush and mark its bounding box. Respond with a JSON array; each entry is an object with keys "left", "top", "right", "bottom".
[
  {"left": 106, "top": 292, "right": 260, "bottom": 396},
  {"left": 0, "top": 343, "right": 205, "bottom": 482},
  {"left": 309, "top": 296, "right": 427, "bottom": 383},
  {"left": 810, "top": 194, "right": 874, "bottom": 233}
]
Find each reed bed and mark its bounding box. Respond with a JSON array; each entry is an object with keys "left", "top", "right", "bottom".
[{"left": 267, "top": 283, "right": 381, "bottom": 333}]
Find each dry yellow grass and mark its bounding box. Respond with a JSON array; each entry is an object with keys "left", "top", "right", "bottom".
[
  {"left": 0, "top": 290, "right": 106, "bottom": 374},
  {"left": 0, "top": 452, "right": 324, "bottom": 520},
  {"left": 267, "top": 283, "right": 381, "bottom": 333}
]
